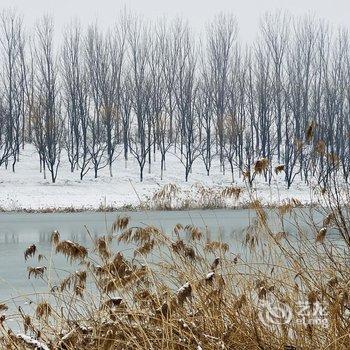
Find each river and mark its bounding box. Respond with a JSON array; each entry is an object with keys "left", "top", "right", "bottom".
[{"left": 0, "top": 208, "right": 329, "bottom": 329}]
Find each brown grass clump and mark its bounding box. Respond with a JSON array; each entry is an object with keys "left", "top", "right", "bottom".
[
  {"left": 27, "top": 266, "right": 46, "bottom": 279},
  {"left": 274, "top": 164, "right": 285, "bottom": 174},
  {"left": 111, "top": 215, "right": 130, "bottom": 232},
  {"left": 176, "top": 282, "right": 192, "bottom": 305},
  {"left": 24, "top": 244, "right": 36, "bottom": 260},
  {"left": 254, "top": 157, "right": 269, "bottom": 175},
  {"left": 152, "top": 183, "right": 179, "bottom": 209},
  {"left": 59, "top": 270, "right": 87, "bottom": 297},
  {"left": 204, "top": 241, "right": 229, "bottom": 253},
  {"left": 55, "top": 240, "right": 88, "bottom": 262},
  {"left": 184, "top": 225, "right": 202, "bottom": 240},
  {"left": 0, "top": 304, "right": 8, "bottom": 312},
  {"left": 316, "top": 227, "right": 327, "bottom": 243},
  {"left": 278, "top": 198, "right": 302, "bottom": 215},
  {"left": 171, "top": 239, "right": 197, "bottom": 260},
  {"left": 150, "top": 183, "right": 234, "bottom": 210},
  {"left": 35, "top": 301, "right": 52, "bottom": 319},
  {"left": 95, "top": 236, "right": 111, "bottom": 259},
  {"left": 50, "top": 230, "right": 60, "bottom": 245},
  {"left": 222, "top": 186, "right": 243, "bottom": 199},
  {"left": 0, "top": 194, "right": 349, "bottom": 350}
]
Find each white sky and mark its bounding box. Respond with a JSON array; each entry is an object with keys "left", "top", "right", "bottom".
[{"left": 2, "top": 0, "right": 350, "bottom": 41}]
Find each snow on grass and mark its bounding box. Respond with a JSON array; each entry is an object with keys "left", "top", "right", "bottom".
[{"left": 0, "top": 145, "right": 316, "bottom": 211}]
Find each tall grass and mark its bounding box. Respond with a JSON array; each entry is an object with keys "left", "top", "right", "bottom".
[
  {"left": 0, "top": 191, "right": 349, "bottom": 349},
  {"left": 151, "top": 183, "right": 244, "bottom": 210}
]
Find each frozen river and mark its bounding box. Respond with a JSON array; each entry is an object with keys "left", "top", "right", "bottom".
[{"left": 0, "top": 208, "right": 329, "bottom": 315}]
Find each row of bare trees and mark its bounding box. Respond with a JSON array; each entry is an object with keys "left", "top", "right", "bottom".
[{"left": 0, "top": 10, "right": 350, "bottom": 186}]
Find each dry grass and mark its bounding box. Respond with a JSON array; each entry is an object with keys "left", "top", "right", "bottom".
[
  {"left": 151, "top": 183, "right": 244, "bottom": 210},
  {"left": 274, "top": 164, "right": 285, "bottom": 175},
  {"left": 0, "top": 195, "right": 349, "bottom": 349},
  {"left": 254, "top": 158, "right": 269, "bottom": 175}
]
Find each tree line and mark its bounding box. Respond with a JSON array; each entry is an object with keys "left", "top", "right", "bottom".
[{"left": 0, "top": 10, "right": 349, "bottom": 187}]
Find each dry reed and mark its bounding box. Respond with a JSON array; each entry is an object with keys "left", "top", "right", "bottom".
[{"left": 0, "top": 200, "right": 349, "bottom": 350}]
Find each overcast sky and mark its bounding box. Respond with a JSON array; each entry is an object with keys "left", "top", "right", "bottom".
[{"left": 2, "top": 0, "right": 350, "bottom": 41}]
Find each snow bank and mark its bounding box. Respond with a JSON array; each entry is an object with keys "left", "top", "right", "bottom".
[{"left": 0, "top": 145, "right": 315, "bottom": 211}]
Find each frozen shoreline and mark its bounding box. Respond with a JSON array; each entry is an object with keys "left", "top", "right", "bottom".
[{"left": 0, "top": 145, "right": 316, "bottom": 212}]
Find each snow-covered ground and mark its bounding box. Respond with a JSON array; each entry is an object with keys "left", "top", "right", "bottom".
[{"left": 0, "top": 145, "right": 316, "bottom": 211}]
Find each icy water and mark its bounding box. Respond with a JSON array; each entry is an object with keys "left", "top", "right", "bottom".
[
  {"left": 0, "top": 210, "right": 253, "bottom": 297},
  {"left": 0, "top": 208, "right": 328, "bottom": 325}
]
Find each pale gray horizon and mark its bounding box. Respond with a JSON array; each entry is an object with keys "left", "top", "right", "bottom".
[{"left": 1, "top": 0, "right": 350, "bottom": 41}]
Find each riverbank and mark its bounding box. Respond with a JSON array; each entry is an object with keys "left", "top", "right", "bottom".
[{"left": 0, "top": 145, "right": 316, "bottom": 212}]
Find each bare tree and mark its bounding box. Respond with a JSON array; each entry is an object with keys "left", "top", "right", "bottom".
[
  {"left": 62, "top": 22, "right": 82, "bottom": 172},
  {"left": 33, "top": 16, "right": 63, "bottom": 183},
  {"left": 120, "top": 76, "right": 132, "bottom": 167},
  {"left": 0, "top": 10, "right": 26, "bottom": 171},
  {"left": 206, "top": 13, "right": 237, "bottom": 172},
  {"left": 173, "top": 24, "right": 200, "bottom": 181},
  {"left": 99, "top": 22, "right": 126, "bottom": 176},
  {"left": 260, "top": 12, "right": 289, "bottom": 162},
  {"left": 127, "top": 15, "right": 151, "bottom": 182},
  {"left": 85, "top": 25, "right": 108, "bottom": 178},
  {"left": 197, "top": 66, "right": 214, "bottom": 176},
  {"left": 0, "top": 10, "right": 349, "bottom": 190},
  {"left": 149, "top": 21, "right": 171, "bottom": 179}
]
